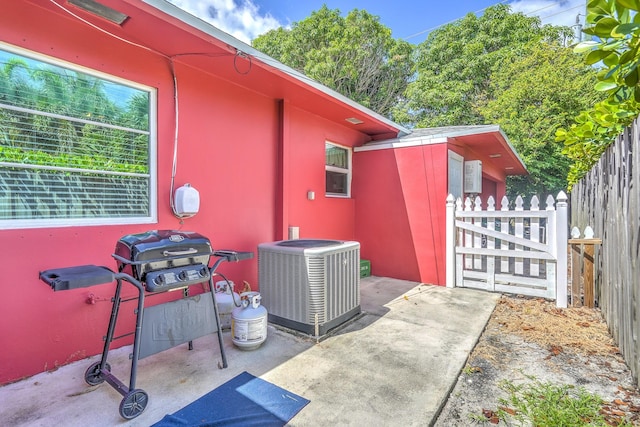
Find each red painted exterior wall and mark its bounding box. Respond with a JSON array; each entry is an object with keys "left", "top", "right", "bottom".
[
  {"left": 0, "top": 2, "right": 369, "bottom": 384},
  {"left": 354, "top": 144, "right": 449, "bottom": 285},
  {"left": 284, "top": 108, "right": 366, "bottom": 240},
  {"left": 2, "top": 1, "right": 520, "bottom": 385},
  {"left": 354, "top": 140, "right": 511, "bottom": 285}
]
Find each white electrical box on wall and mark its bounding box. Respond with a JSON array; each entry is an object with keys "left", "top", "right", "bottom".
[
  {"left": 174, "top": 183, "right": 200, "bottom": 216},
  {"left": 464, "top": 160, "right": 482, "bottom": 194}
]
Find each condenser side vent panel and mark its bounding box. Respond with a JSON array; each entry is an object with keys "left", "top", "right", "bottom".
[{"left": 258, "top": 240, "right": 360, "bottom": 336}]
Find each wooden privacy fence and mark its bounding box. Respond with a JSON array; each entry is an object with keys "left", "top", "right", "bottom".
[
  {"left": 568, "top": 226, "right": 601, "bottom": 308},
  {"left": 571, "top": 118, "right": 640, "bottom": 383},
  {"left": 446, "top": 192, "right": 568, "bottom": 308}
]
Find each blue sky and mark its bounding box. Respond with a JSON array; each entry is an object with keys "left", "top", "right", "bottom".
[{"left": 168, "top": 0, "right": 587, "bottom": 44}]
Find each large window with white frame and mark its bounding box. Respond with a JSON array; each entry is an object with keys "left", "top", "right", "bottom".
[
  {"left": 0, "top": 43, "right": 156, "bottom": 229},
  {"left": 325, "top": 142, "right": 351, "bottom": 197}
]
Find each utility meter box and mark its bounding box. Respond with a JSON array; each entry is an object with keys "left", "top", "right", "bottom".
[{"left": 464, "top": 160, "right": 482, "bottom": 194}]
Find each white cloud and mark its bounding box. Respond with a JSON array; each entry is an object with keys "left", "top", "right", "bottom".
[
  {"left": 510, "top": 0, "right": 586, "bottom": 28},
  {"left": 167, "top": 0, "right": 282, "bottom": 44},
  {"left": 166, "top": 1, "right": 587, "bottom": 45}
]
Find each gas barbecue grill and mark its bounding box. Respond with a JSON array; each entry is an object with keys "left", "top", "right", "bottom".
[
  {"left": 113, "top": 230, "right": 213, "bottom": 292},
  {"left": 39, "top": 230, "right": 253, "bottom": 420}
]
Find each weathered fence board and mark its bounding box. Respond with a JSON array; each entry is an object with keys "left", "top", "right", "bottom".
[{"left": 571, "top": 118, "right": 640, "bottom": 383}]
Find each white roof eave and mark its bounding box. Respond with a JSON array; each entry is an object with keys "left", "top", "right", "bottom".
[{"left": 141, "top": 0, "right": 411, "bottom": 136}]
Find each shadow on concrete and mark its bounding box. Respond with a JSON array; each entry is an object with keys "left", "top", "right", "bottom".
[{"left": 0, "top": 276, "right": 500, "bottom": 427}]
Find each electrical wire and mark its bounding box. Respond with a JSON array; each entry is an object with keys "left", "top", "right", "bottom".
[
  {"left": 167, "top": 58, "right": 194, "bottom": 221},
  {"left": 48, "top": 0, "right": 166, "bottom": 58},
  {"left": 539, "top": 4, "right": 585, "bottom": 22},
  {"left": 233, "top": 50, "right": 252, "bottom": 75},
  {"left": 49, "top": 0, "right": 344, "bottom": 128},
  {"left": 48, "top": 0, "right": 241, "bottom": 222},
  {"left": 404, "top": 0, "right": 586, "bottom": 41},
  {"left": 403, "top": 1, "right": 511, "bottom": 41}
]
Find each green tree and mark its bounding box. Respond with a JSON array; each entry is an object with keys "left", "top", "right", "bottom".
[
  {"left": 556, "top": 0, "right": 640, "bottom": 187},
  {"left": 252, "top": 6, "right": 414, "bottom": 118},
  {"left": 479, "top": 42, "right": 603, "bottom": 198},
  {"left": 0, "top": 54, "right": 149, "bottom": 173},
  {"left": 395, "top": 4, "right": 572, "bottom": 128},
  {"left": 393, "top": 3, "right": 601, "bottom": 197}
]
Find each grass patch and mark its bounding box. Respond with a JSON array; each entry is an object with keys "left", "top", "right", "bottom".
[
  {"left": 462, "top": 364, "right": 483, "bottom": 375},
  {"left": 490, "top": 377, "right": 633, "bottom": 426}
]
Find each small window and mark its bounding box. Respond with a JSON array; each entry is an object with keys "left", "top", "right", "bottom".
[
  {"left": 325, "top": 142, "right": 351, "bottom": 197},
  {"left": 0, "top": 44, "right": 157, "bottom": 229}
]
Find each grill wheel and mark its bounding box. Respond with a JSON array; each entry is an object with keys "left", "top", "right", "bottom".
[
  {"left": 84, "top": 361, "right": 111, "bottom": 386},
  {"left": 119, "top": 389, "right": 149, "bottom": 420}
]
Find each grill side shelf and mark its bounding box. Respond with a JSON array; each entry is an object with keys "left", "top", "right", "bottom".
[
  {"left": 213, "top": 250, "right": 254, "bottom": 262},
  {"left": 39, "top": 265, "right": 116, "bottom": 291}
]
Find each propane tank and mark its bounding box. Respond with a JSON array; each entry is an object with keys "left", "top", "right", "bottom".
[
  {"left": 215, "top": 280, "right": 240, "bottom": 330},
  {"left": 231, "top": 292, "right": 268, "bottom": 350}
]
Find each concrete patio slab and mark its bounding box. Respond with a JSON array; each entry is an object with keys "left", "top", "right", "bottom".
[{"left": 0, "top": 277, "right": 499, "bottom": 426}]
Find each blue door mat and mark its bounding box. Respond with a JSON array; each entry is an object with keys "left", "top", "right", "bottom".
[{"left": 152, "top": 371, "right": 310, "bottom": 426}]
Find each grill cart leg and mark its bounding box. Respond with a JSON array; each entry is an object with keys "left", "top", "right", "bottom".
[
  {"left": 183, "top": 287, "right": 194, "bottom": 351},
  {"left": 122, "top": 274, "right": 146, "bottom": 392},
  {"left": 209, "top": 275, "right": 228, "bottom": 369},
  {"left": 83, "top": 277, "right": 125, "bottom": 389},
  {"left": 85, "top": 275, "right": 148, "bottom": 420},
  {"left": 207, "top": 250, "right": 254, "bottom": 368},
  {"left": 92, "top": 278, "right": 125, "bottom": 380}
]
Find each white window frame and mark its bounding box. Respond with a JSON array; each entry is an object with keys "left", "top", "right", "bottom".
[
  {"left": 0, "top": 42, "right": 157, "bottom": 229},
  {"left": 325, "top": 141, "right": 352, "bottom": 198}
]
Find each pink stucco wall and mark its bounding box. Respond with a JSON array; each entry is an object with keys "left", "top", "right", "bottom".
[
  {"left": 354, "top": 140, "right": 508, "bottom": 285},
  {"left": 0, "top": 2, "right": 367, "bottom": 384},
  {"left": 353, "top": 144, "right": 449, "bottom": 285}
]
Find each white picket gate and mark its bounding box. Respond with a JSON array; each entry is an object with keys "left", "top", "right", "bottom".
[{"left": 445, "top": 192, "right": 568, "bottom": 307}]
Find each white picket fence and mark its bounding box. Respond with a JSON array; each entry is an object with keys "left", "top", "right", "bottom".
[{"left": 445, "top": 192, "right": 568, "bottom": 307}]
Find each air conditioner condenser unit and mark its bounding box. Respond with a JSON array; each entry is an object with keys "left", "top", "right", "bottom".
[{"left": 258, "top": 239, "right": 361, "bottom": 336}]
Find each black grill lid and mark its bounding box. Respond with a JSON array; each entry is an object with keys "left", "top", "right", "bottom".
[{"left": 114, "top": 230, "right": 212, "bottom": 279}]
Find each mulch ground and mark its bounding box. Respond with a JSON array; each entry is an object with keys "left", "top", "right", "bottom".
[{"left": 434, "top": 296, "right": 640, "bottom": 426}]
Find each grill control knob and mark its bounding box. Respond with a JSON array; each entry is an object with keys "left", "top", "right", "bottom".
[
  {"left": 178, "top": 271, "right": 187, "bottom": 281},
  {"left": 199, "top": 267, "right": 208, "bottom": 277},
  {"left": 154, "top": 275, "right": 165, "bottom": 286}
]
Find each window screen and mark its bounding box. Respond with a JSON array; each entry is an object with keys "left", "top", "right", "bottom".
[{"left": 0, "top": 45, "right": 156, "bottom": 228}]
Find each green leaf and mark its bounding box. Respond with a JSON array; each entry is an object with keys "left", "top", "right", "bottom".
[
  {"left": 603, "top": 63, "right": 621, "bottom": 80},
  {"left": 603, "top": 52, "right": 620, "bottom": 67},
  {"left": 612, "top": 22, "right": 640, "bottom": 36},
  {"left": 595, "top": 81, "right": 619, "bottom": 91},
  {"left": 589, "top": 0, "right": 613, "bottom": 13},
  {"left": 613, "top": 86, "right": 632, "bottom": 102},
  {"left": 586, "top": 49, "right": 613, "bottom": 64},
  {"left": 619, "top": 46, "right": 638, "bottom": 64},
  {"left": 601, "top": 39, "right": 626, "bottom": 51},
  {"left": 574, "top": 40, "right": 599, "bottom": 53},
  {"left": 616, "top": 0, "right": 640, "bottom": 12},
  {"left": 593, "top": 17, "right": 620, "bottom": 37},
  {"left": 624, "top": 64, "right": 640, "bottom": 86}
]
